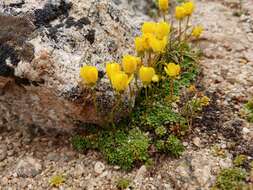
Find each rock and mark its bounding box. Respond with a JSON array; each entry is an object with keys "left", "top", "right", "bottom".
[
  {"left": 242, "top": 127, "right": 250, "bottom": 134},
  {"left": 135, "top": 165, "right": 147, "bottom": 179},
  {"left": 222, "top": 118, "right": 245, "bottom": 141},
  {"left": 7, "top": 150, "right": 14, "bottom": 156},
  {"left": 94, "top": 161, "right": 105, "bottom": 174},
  {"left": 2, "top": 0, "right": 24, "bottom": 7},
  {"left": 170, "top": 149, "right": 232, "bottom": 190},
  {"left": 74, "top": 164, "right": 85, "bottom": 177},
  {"left": 0, "top": 144, "right": 7, "bottom": 161},
  {"left": 134, "top": 165, "right": 147, "bottom": 188},
  {"left": 0, "top": 0, "right": 145, "bottom": 130},
  {"left": 163, "top": 183, "right": 173, "bottom": 190},
  {"left": 15, "top": 157, "right": 42, "bottom": 177},
  {"left": 193, "top": 137, "right": 201, "bottom": 147},
  {"left": 47, "top": 152, "right": 60, "bottom": 161}
]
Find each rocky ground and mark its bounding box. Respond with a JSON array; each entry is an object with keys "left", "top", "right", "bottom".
[{"left": 0, "top": 0, "right": 253, "bottom": 189}]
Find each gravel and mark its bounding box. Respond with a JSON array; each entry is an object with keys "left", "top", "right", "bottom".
[{"left": 0, "top": 0, "right": 253, "bottom": 189}]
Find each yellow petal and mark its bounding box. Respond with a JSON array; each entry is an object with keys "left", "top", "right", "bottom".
[
  {"left": 159, "top": 0, "right": 169, "bottom": 12},
  {"left": 152, "top": 74, "right": 159, "bottom": 82},
  {"left": 122, "top": 55, "right": 139, "bottom": 74},
  {"left": 80, "top": 65, "right": 98, "bottom": 85},
  {"left": 175, "top": 6, "right": 186, "bottom": 20},
  {"left": 106, "top": 62, "right": 121, "bottom": 80},
  {"left": 139, "top": 66, "right": 156, "bottom": 85}
]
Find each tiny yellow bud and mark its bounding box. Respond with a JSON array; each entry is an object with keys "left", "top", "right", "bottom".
[
  {"left": 111, "top": 72, "right": 130, "bottom": 92},
  {"left": 164, "top": 63, "right": 181, "bottom": 77},
  {"left": 156, "top": 22, "right": 170, "bottom": 40},
  {"left": 192, "top": 25, "right": 203, "bottom": 38},
  {"left": 188, "top": 84, "right": 197, "bottom": 93},
  {"left": 200, "top": 96, "right": 210, "bottom": 106},
  {"left": 106, "top": 62, "right": 121, "bottom": 80},
  {"left": 182, "top": 2, "right": 195, "bottom": 16},
  {"left": 159, "top": 0, "right": 169, "bottom": 12},
  {"left": 152, "top": 74, "right": 160, "bottom": 83},
  {"left": 80, "top": 65, "right": 98, "bottom": 86},
  {"left": 142, "top": 22, "right": 157, "bottom": 34},
  {"left": 122, "top": 55, "right": 140, "bottom": 74},
  {"left": 139, "top": 66, "right": 155, "bottom": 86},
  {"left": 175, "top": 6, "right": 186, "bottom": 20},
  {"left": 149, "top": 36, "right": 167, "bottom": 53}
]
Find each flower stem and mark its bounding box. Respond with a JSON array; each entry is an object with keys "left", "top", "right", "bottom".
[
  {"left": 135, "top": 75, "right": 139, "bottom": 91},
  {"left": 163, "top": 12, "right": 166, "bottom": 22},
  {"left": 145, "top": 86, "right": 148, "bottom": 102},
  {"left": 110, "top": 93, "right": 121, "bottom": 127},
  {"left": 170, "top": 78, "right": 174, "bottom": 100},
  {"left": 129, "top": 82, "right": 133, "bottom": 98},
  {"left": 93, "top": 88, "right": 98, "bottom": 115},
  {"left": 179, "top": 20, "right": 182, "bottom": 42},
  {"left": 169, "top": 20, "right": 174, "bottom": 50},
  {"left": 147, "top": 52, "right": 152, "bottom": 67},
  {"left": 184, "top": 16, "right": 190, "bottom": 40}
]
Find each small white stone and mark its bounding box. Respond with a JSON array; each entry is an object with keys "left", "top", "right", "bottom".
[
  {"left": 193, "top": 137, "right": 201, "bottom": 147},
  {"left": 94, "top": 161, "right": 105, "bottom": 174},
  {"left": 242, "top": 127, "right": 250, "bottom": 134}
]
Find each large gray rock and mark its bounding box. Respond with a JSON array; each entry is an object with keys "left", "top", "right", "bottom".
[{"left": 0, "top": 0, "right": 146, "bottom": 130}]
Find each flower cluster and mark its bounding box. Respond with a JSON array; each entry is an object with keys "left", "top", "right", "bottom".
[
  {"left": 175, "top": 2, "right": 195, "bottom": 20},
  {"left": 135, "top": 21, "right": 170, "bottom": 54},
  {"left": 78, "top": 0, "right": 205, "bottom": 124}
]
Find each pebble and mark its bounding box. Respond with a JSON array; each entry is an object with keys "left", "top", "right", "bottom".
[
  {"left": 0, "top": 145, "right": 7, "bottom": 161},
  {"left": 242, "top": 127, "right": 250, "bottom": 134},
  {"left": 15, "top": 157, "right": 42, "bottom": 178},
  {"left": 134, "top": 165, "right": 147, "bottom": 186},
  {"left": 47, "top": 152, "right": 60, "bottom": 161},
  {"left": 94, "top": 161, "right": 105, "bottom": 174},
  {"left": 193, "top": 137, "right": 201, "bottom": 147}
]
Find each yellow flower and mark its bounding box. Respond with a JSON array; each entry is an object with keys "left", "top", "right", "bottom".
[
  {"left": 182, "top": 2, "right": 195, "bottom": 16},
  {"left": 149, "top": 36, "right": 167, "bottom": 53},
  {"left": 135, "top": 36, "right": 145, "bottom": 53},
  {"left": 159, "top": 0, "right": 169, "bottom": 12},
  {"left": 142, "top": 33, "right": 153, "bottom": 49},
  {"left": 141, "top": 22, "right": 157, "bottom": 34},
  {"left": 80, "top": 65, "right": 98, "bottom": 86},
  {"left": 192, "top": 25, "right": 203, "bottom": 38},
  {"left": 122, "top": 55, "right": 140, "bottom": 74},
  {"left": 188, "top": 84, "right": 197, "bottom": 93},
  {"left": 111, "top": 72, "right": 131, "bottom": 92},
  {"left": 200, "top": 96, "right": 210, "bottom": 106},
  {"left": 175, "top": 6, "right": 186, "bottom": 20},
  {"left": 152, "top": 74, "right": 160, "bottom": 83},
  {"left": 135, "top": 33, "right": 154, "bottom": 53},
  {"left": 164, "top": 63, "right": 181, "bottom": 77},
  {"left": 156, "top": 22, "right": 170, "bottom": 40},
  {"left": 106, "top": 62, "right": 121, "bottom": 80},
  {"left": 139, "top": 66, "right": 155, "bottom": 85}
]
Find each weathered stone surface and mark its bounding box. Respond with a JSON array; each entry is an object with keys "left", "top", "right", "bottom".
[
  {"left": 0, "top": 0, "right": 145, "bottom": 130},
  {"left": 15, "top": 157, "right": 42, "bottom": 177},
  {"left": 0, "top": 76, "right": 103, "bottom": 130},
  {"left": 169, "top": 149, "right": 232, "bottom": 190},
  {"left": 0, "top": 144, "right": 7, "bottom": 161}
]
